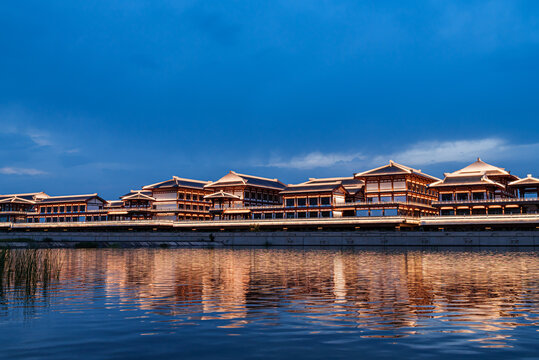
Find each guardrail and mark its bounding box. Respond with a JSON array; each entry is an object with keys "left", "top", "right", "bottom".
[{"left": 433, "top": 197, "right": 539, "bottom": 205}]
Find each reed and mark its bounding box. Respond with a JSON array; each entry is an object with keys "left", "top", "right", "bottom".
[{"left": 0, "top": 249, "right": 63, "bottom": 297}]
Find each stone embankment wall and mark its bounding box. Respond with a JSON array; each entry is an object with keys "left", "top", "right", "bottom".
[{"left": 0, "top": 230, "right": 538, "bottom": 247}]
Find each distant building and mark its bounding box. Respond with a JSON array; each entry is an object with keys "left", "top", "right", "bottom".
[
  {"left": 430, "top": 159, "right": 539, "bottom": 216},
  {"left": 354, "top": 161, "right": 440, "bottom": 217},
  {"left": 0, "top": 192, "right": 49, "bottom": 223},
  {"left": 204, "top": 171, "right": 286, "bottom": 220},
  {"left": 142, "top": 176, "right": 212, "bottom": 221},
  {"left": 27, "top": 194, "right": 107, "bottom": 223}
]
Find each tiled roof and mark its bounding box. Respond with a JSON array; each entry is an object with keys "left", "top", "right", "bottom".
[
  {"left": 304, "top": 177, "right": 364, "bottom": 194},
  {"left": 39, "top": 194, "right": 105, "bottom": 204},
  {"left": 0, "top": 192, "right": 48, "bottom": 201},
  {"left": 0, "top": 196, "right": 35, "bottom": 204},
  {"left": 451, "top": 158, "right": 510, "bottom": 176},
  {"left": 281, "top": 182, "right": 345, "bottom": 195},
  {"left": 143, "top": 176, "right": 211, "bottom": 190},
  {"left": 355, "top": 161, "right": 440, "bottom": 181},
  {"left": 121, "top": 190, "right": 153, "bottom": 198},
  {"left": 429, "top": 175, "right": 504, "bottom": 188},
  {"left": 205, "top": 171, "right": 286, "bottom": 190},
  {"left": 121, "top": 192, "right": 156, "bottom": 201},
  {"left": 204, "top": 191, "right": 241, "bottom": 200},
  {"left": 509, "top": 174, "right": 539, "bottom": 186}
]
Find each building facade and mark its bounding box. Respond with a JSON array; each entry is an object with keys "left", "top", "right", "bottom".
[
  {"left": 204, "top": 171, "right": 286, "bottom": 220},
  {"left": 428, "top": 159, "right": 535, "bottom": 216},
  {"left": 141, "top": 177, "right": 212, "bottom": 221},
  {"left": 353, "top": 161, "right": 440, "bottom": 217},
  {"left": 27, "top": 194, "right": 108, "bottom": 223}
]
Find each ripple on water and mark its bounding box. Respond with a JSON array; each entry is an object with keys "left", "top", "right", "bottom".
[{"left": 0, "top": 248, "right": 538, "bottom": 359}]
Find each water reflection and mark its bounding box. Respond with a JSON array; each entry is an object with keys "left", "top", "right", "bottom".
[{"left": 2, "top": 248, "right": 539, "bottom": 351}]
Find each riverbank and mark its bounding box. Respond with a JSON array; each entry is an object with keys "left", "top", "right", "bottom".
[{"left": 0, "top": 230, "right": 538, "bottom": 247}]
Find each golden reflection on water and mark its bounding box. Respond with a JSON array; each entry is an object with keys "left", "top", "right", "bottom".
[{"left": 42, "top": 249, "right": 539, "bottom": 346}]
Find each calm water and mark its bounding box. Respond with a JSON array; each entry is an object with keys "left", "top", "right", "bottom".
[{"left": 0, "top": 248, "right": 538, "bottom": 359}]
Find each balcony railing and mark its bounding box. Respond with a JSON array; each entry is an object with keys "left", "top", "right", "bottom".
[{"left": 433, "top": 197, "right": 539, "bottom": 205}]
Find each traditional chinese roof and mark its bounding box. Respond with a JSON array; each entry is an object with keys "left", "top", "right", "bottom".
[
  {"left": 449, "top": 158, "right": 511, "bottom": 177},
  {"left": 304, "top": 176, "right": 364, "bottom": 195},
  {"left": 39, "top": 194, "right": 106, "bottom": 204},
  {"left": 354, "top": 160, "right": 440, "bottom": 181},
  {"left": 203, "top": 191, "right": 241, "bottom": 200},
  {"left": 509, "top": 174, "right": 539, "bottom": 187},
  {"left": 121, "top": 191, "right": 156, "bottom": 201},
  {"left": 0, "top": 196, "right": 35, "bottom": 204},
  {"left": 430, "top": 158, "right": 517, "bottom": 189},
  {"left": 120, "top": 190, "right": 153, "bottom": 198},
  {"left": 105, "top": 200, "right": 124, "bottom": 208},
  {"left": 143, "top": 176, "right": 211, "bottom": 190},
  {"left": 0, "top": 192, "right": 49, "bottom": 201},
  {"left": 281, "top": 182, "right": 346, "bottom": 195},
  {"left": 205, "top": 171, "right": 286, "bottom": 190},
  {"left": 429, "top": 174, "right": 505, "bottom": 189}
]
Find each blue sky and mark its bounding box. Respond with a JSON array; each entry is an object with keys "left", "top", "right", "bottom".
[{"left": 1, "top": 0, "right": 539, "bottom": 199}]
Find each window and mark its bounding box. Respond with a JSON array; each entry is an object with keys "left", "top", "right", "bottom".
[
  {"left": 384, "top": 208, "right": 398, "bottom": 216},
  {"left": 80, "top": 205, "right": 86, "bottom": 212},
  {"left": 59, "top": 206, "right": 65, "bottom": 213},
  {"left": 73, "top": 206, "right": 78, "bottom": 212},
  {"left": 274, "top": 213, "right": 284, "bottom": 219},
  {"left": 472, "top": 208, "right": 486, "bottom": 215},
  {"left": 286, "top": 212, "right": 295, "bottom": 219},
  {"left": 253, "top": 213, "right": 262, "bottom": 219},
  {"left": 178, "top": 204, "right": 184, "bottom": 209},
  {"left": 86, "top": 216, "right": 92, "bottom": 221},
  {"left": 456, "top": 193, "right": 469, "bottom": 201},
  {"left": 320, "top": 197, "right": 330, "bottom": 206},
  {"left": 394, "top": 196, "right": 406, "bottom": 202},
  {"left": 285, "top": 199, "right": 295, "bottom": 207},
  {"left": 245, "top": 191, "right": 250, "bottom": 199},
  {"left": 257, "top": 193, "right": 262, "bottom": 200},
  {"left": 186, "top": 205, "right": 191, "bottom": 210},
  {"left": 488, "top": 208, "right": 502, "bottom": 215},
  {"left": 320, "top": 211, "right": 331, "bottom": 218},
  {"left": 264, "top": 213, "right": 273, "bottom": 220},
  {"left": 356, "top": 209, "right": 369, "bottom": 217},
  {"left": 52, "top": 218, "right": 58, "bottom": 223},
  {"left": 47, "top": 207, "right": 52, "bottom": 213},
  {"left": 263, "top": 194, "right": 268, "bottom": 201},
  {"left": 72, "top": 217, "right": 78, "bottom": 222},
  {"left": 505, "top": 207, "right": 520, "bottom": 214},
  {"left": 309, "top": 198, "right": 318, "bottom": 206},
  {"left": 308, "top": 211, "right": 318, "bottom": 218},
  {"left": 380, "top": 196, "right": 392, "bottom": 203},
  {"left": 186, "top": 194, "right": 191, "bottom": 200},
  {"left": 66, "top": 206, "right": 72, "bottom": 212},
  {"left": 297, "top": 212, "right": 307, "bottom": 218},
  {"left": 46, "top": 218, "right": 51, "bottom": 222},
  {"left": 441, "top": 193, "right": 453, "bottom": 201},
  {"left": 178, "top": 193, "right": 184, "bottom": 200},
  {"left": 367, "top": 197, "right": 378, "bottom": 203},
  {"left": 524, "top": 192, "right": 538, "bottom": 199},
  {"left": 456, "top": 208, "right": 469, "bottom": 216},
  {"left": 101, "top": 216, "right": 107, "bottom": 221},
  {"left": 40, "top": 208, "right": 45, "bottom": 214},
  {"left": 472, "top": 192, "right": 485, "bottom": 200},
  {"left": 371, "top": 209, "right": 383, "bottom": 216},
  {"left": 59, "top": 217, "right": 64, "bottom": 222},
  {"left": 65, "top": 217, "right": 71, "bottom": 222},
  {"left": 53, "top": 207, "right": 58, "bottom": 213},
  {"left": 297, "top": 198, "right": 306, "bottom": 206}
]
